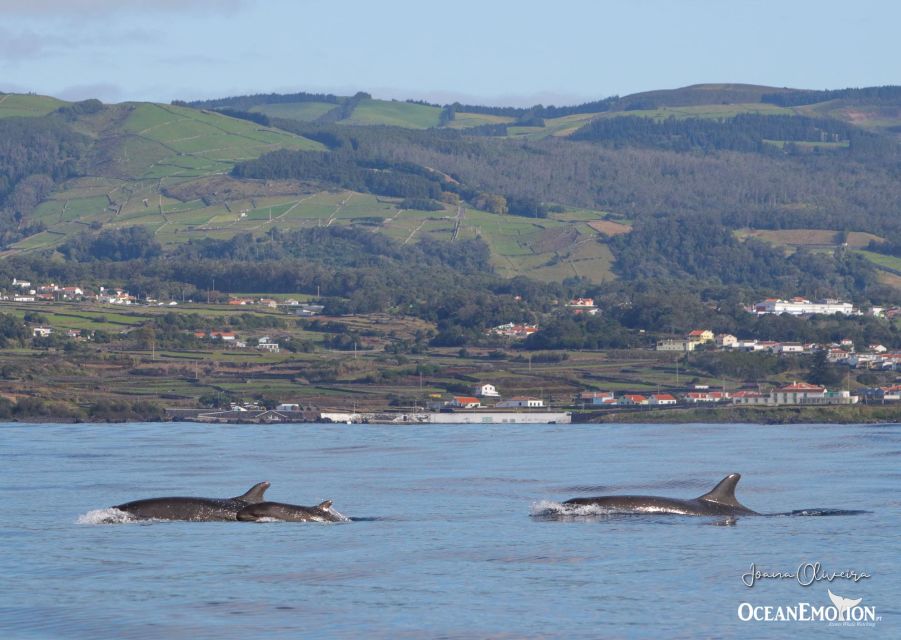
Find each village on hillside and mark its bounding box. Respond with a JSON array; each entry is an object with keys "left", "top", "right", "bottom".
[{"left": 2, "top": 280, "right": 900, "bottom": 421}]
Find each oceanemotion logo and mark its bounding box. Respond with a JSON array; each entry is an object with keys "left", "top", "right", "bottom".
[{"left": 737, "top": 590, "right": 879, "bottom": 626}]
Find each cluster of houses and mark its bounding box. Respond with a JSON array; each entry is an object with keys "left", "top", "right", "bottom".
[
  {"left": 229, "top": 297, "right": 323, "bottom": 316},
  {"left": 486, "top": 322, "right": 539, "bottom": 339},
  {"left": 432, "top": 383, "right": 547, "bottom": 410},
  {"left": 486, "top": 296, "right": 600, "bottom": 339},
  {"left": 5, "top": 279, "right": 153, "bottom": 306},
  {"left": 567, "top": 297, "right": 599, "bottom": 315},
  {"left": 655, "top": 329, "right": 898, "bottom": 366},
  {"left": 836, "top": 349, "right": 901, "bottom": 371},
  {"left": 5, "top": 280, "right": 324, "bottom": 316},
  {"left": 435, "top": 379, "right": 867, "bottom": 411},
  {"left": 578, "top": 382, "right": 861, "bottom": 407},
  {"left": 192, "top": 330, "right": 280, "bottom": 353},
  {"left": 31, "top": 326, "right": 86, "bottom": 340}
]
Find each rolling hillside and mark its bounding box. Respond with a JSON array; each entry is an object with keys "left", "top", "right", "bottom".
[
  {"left": 2, "top": 83, "right": 900, "bottom": 297},
  {"left": 182, "top": 83, "right": 901, "bottom": 141},
  {"left": 0, "top": 96, "right": 618, "bottom": 283}
]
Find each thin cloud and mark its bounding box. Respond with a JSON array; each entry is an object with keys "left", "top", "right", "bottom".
[
  {"left": 0, "top": 0, "right": 250, "bottom": 14},
  {"left": 0, "top": 26, "right": 164, "bottom": 62},
  {"left": 0, "top": 28, "right": 53, "bottom": 61}
]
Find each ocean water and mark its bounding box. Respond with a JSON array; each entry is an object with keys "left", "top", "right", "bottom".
[{"left": 0, "top": 421, "right": 898, "bottom": 639}]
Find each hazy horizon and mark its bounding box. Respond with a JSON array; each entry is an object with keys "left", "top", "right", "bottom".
[{"left": 1, "top": 0, "right": 898, "bottom": 106}]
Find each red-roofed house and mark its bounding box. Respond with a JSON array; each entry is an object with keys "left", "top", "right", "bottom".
[
  {"left": 773, "top": 382, "right": 826, "bottom": 405},
  {"left": 649, "top": 393, "right": 677, "bottom": 406},
  {"left": 687, "top": 329, "right": 714, "bottom": 344},
  {"left": 619, "top": 394, "right": 648, "bottom": 406},
  {"left": 451, "top": 396, "right": 481, "bottom": 409},
  {"left": 579, "top": 391, "right": 615, "bottom": 407}
]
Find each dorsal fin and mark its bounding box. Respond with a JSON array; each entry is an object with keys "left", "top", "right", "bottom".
[
  {"left": 318, "top": 500, "right": 333, "bottom": 510},
  {"left": 236, "top": 481, "right": 270, "bottom": 503},
  {"left": 697, "top": 474, "right": 743, "bottom": 507}
]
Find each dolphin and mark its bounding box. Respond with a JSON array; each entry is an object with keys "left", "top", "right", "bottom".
[
  {"left": 236, "top": 500, "right": 346, "bottom": 523},
  {"left": 114, "top": 481, "right": 271, "bottom": 521},
  {"left": 562, "top": 473, "right": 759, "bottom": 516}
]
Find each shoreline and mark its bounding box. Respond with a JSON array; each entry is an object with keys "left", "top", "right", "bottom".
[{"left": 1, "top": 405, "right": 898, "bottom": 425}]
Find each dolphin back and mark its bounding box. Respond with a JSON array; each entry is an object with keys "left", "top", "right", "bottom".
[
  {"left": 233, "top": 481, "right": 271, "bottom": 503},
  {"left": 696, "top": 474, "right": 757, "bottom": 514}
]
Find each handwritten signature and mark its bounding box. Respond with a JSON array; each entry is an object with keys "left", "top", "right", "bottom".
[{"left": 742, "top": 562, "right": 871, "bottom": 588}]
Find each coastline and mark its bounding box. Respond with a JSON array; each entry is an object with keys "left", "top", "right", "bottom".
[
  {"left": 584, "top": 404, "right": 901, "bottom": 424},
  {"left": 2, "top": 405, "right": 898, "bottom": 425}
]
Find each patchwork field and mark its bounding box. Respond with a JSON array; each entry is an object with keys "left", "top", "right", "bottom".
[{"left": 736, "top": 228, "right": 884, "bottom": 249}]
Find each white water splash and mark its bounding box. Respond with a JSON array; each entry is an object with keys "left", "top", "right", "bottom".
[
  {"left": 76, "top": 508, "right": 136, "bottom": 525},
  {"left": 530, "top": 500, "right": 617, "bottom": 518},
  {"left": 327, "top": 507, "right": 351, "bottom": 523}
]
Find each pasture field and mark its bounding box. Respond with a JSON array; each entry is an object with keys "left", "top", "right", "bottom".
[
  {"left": 736, "top": 228, "right": 884, "bottom": 249},
  {"left": 458, "top": 208, "right": 615, "bottom": 283},
  {"left": 854, "top": 250, "right": 901, "bottom": 273},
  {"left": 116, "top": 103, "right": 324, "bottom": 180},
  {"left": 344, "top": 99, "right": 442, "bottom": 128},
  {"left": 0, "top": 93, "right": 65, "bottom": 118},
  {"left": 445, "top": 112, "right": 515, "bottom": 129},
  {"left": 10, "top": 165, "right": 617, "bottom": 283},
  {"left": 250, "top": 101, "right": 337, "bottom": 121}
]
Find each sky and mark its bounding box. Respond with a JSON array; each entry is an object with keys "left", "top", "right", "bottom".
[{"left": 0, "top": 0, "right": 898, "bottom": 106}]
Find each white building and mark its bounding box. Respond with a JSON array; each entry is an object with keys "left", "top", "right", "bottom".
[
  {"left": 753, "top": 297, "right": 855, "bottom": 316},
  {"left": 257, "top": 337, "right": 280, "bottom": 353},
  {"left": 732, "top": 382, "right": 858, "bottom": 406},
  {"left": 496, "top": 396, "right": 544, "bottom": 408},
  {"left": 656, "top": 339, "right": 697, "bottom": 352},
  {"left": 472, "top": 383, "right": 499, "bottom": 397}
]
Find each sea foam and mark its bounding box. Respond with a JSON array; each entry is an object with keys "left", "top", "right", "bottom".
[
  {"left": 76, "top": 507, "right": 135, "bottom": 525},
  {"left": 530, "top": 500, "right": 617, "bottom": 518}
]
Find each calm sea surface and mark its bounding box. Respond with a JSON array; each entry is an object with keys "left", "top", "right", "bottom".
[{"left": 0, "top": 421, "right": 898, "bottom": 639}]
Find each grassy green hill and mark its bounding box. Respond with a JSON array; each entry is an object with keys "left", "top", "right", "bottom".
[
  {"left": 0, "top": 93, "right": 66, "bottom": 118},
  {"left": 178, "top": 84, "right": 901, "bottom": 140},
  {"left": 4, "top": 84, "right": 900, "bottom": 294},
  {"left": 344, "top": 99, "right": 442, "bottom": 128},
  {"left": 1, "top": 94, "right": 616, "bottom": 283},
  {"left": 249, "top": 101, "right": 336, "bottom": 121}
]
